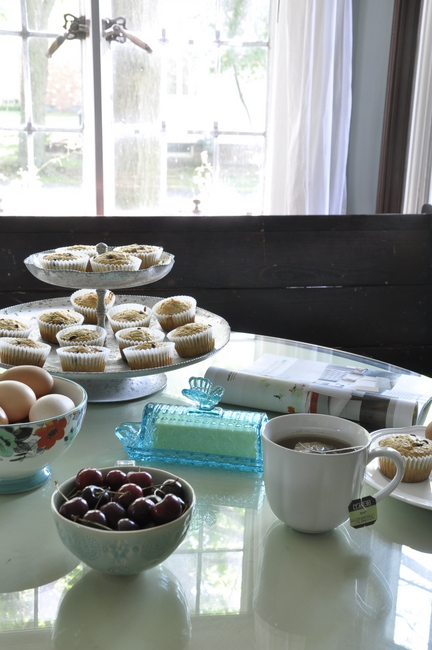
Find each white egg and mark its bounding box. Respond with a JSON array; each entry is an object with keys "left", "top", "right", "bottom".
[{"left": 29, "top": 394, "right": 76, "bottom": 422}]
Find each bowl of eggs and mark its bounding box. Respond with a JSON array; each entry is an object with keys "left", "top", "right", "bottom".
[{"left": 0, "top": 365, "right": 87, "bottom": 493}]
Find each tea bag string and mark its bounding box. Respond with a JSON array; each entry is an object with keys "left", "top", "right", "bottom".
[{"left": 295, "top": 442, "right": 364, "bottom": 454}]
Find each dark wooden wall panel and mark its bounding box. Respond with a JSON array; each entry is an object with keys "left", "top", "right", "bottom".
[{"left": 1, "top": 214, "right": 431, "bottom": 375}]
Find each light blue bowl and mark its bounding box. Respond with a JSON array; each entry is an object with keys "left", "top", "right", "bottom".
[{"left": 51, "top": 465, "right": 195, "bottom": 575}]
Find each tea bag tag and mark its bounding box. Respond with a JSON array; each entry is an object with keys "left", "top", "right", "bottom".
[{"left": 348, "top": 495, "right": 377, "bottom": 528}]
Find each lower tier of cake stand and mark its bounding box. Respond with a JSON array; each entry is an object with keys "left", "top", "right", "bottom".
[{"left": 71, "top": 373, "right": 168, "bottom": 403}]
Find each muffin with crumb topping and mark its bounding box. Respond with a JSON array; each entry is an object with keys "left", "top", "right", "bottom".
[
  {"left": 152, "top": 295, "right": 196, "bottom": 332},
  {"left": 113, "top": 244, "right": 163, "bottom": 269},
  {"left": 56, "top": 325, "right": 107, "bottom": 348},
  {"left": 115, "top": 326, "right": 165, "bottom": 359},
  {"left": 37, "top": 251, "right": 89, "bottom": 272},
  {"left": 0, "top": 337, "right": 51, "bottom": 367},
  {"left": 0, "top": 316, "right": 32, "bottom": 339},
  {"left": 107, "top": 303, "right": 151, "bottom": 333},
  {"left": 123, "top": 341, "right": 175, "bottom": 370},
  {"left": 379, "top": 433, "right": 432, "bottom": 482},
  {"left": 37, "top": 309, "right": 84, "bottom": 344},
  {"left": 90, "top": 251, "right": 141, "bottom": 273},
  {"left": 70, "top": 289, "right": 115, "bottom": 324},
  {"left": 167, "top": 322, "right": 215, "bottom": 357},
  {"left": 56, "top": 344, "right": 110, "bottom": 372}
]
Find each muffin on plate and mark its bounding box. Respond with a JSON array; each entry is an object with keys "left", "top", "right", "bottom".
[
  {"left": 90, "top": 251, "right": 141, "bottom": 273},
  {"left": 379, "top": 433, "right": 432, "bottom": 483},
  {"left": 167, "top": 322, "right": 215, "bottom": 358},
  {"left": 0, "top": 316, "right": 32, "bottom": 339},
  {"left": 37, "top": 251, "right": 89, "bottom": 272},
  {"left": 113, "top": 244, "right": 163, "bottom": 269},
  {"left": 56, "top": 345, "right": 111, "bottom": 372},
  {"left": 37, "top": 309, "right": 84, "bottom": 344},
  {"left": 123, "top": 341, "right": 175, "bottom": 370},
  {"left": 70, "top": 289, "right": 115, "bottom": 324},
  {"left": 115, "top": 326, "right": 165, "bottom": 360},
  {"left": 152, "top": 295, "right": 196, "bottom": 332},
  {"left": 56, "top": 325, "right": 107, "bottom": 348},
  {"left": 107, "top": 303, "right": 152, "bottom": 333},
  {"left": 0, "top": 337, "right": 51, "bottom": 367},
  {"left": 56, "top": 244, "right": 98, "bottom": 257}
]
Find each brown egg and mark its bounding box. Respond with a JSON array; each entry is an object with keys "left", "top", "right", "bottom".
[
  {"left": 0, "top": 407, "right": 8, "bottom": 425},
  {"left": 0, "top": 380, "right": 36, "bottom": 423},
  {"left": 425, "top": 421, "right": 432, "bottom": 440},
  {"left": 0, "top": 365, "right": 54, "bottom": 398}
]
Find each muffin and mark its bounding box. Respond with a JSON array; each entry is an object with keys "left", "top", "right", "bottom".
[
  {"left": 115, "top": 326, "right": 165, "bottom": 359},
  {"left": 152, "top": 295, "right": 196, "bottom": 332},
  {"left": 56, "top": 245, "right": 98, "bottom": 257},
  {"left": 37, "top": 251, "right": 89, "bottom": 272},
  {"left": 123, "top": 341, "right": 175, "bottom": 370},
  {"left": 37, "top": 309, "right": 84, "bottom": 344},
  {"left": 167, "top": 322, "right": 215, "bottom": 357},
  {"left": 379, "top": 433, "right": 432, "bottom": 483},
  {"left": 56, "top": 345, "right": 111, "bottom": 372},
  {"left": 107, "top": 303, "right": 152, "bottom": 333},
  {"left": 56, "top": 325, "right": 107, "bottom": 348},
  {"left": 0, "top": 316, "right": 32, "bottom": 339},
  {"left": 113, "top": 244, "right": 163, "bottom": 269},
  {"left": 70, "top": 289, "right": 116, "bottom": 324},
  {"left": 90, "top": 251, "right": 141, "bottom": 273},
  {"left": 0, "top": 337, "right": 51, "bottom": 367}
]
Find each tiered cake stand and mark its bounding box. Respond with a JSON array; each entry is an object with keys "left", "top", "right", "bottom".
[{"left": 0, "top": 244, "right": 230, "bottom": 402}]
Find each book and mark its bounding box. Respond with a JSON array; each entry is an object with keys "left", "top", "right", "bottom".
[{"left": 205, "top": 354, "right": 432, "bottom": 431}]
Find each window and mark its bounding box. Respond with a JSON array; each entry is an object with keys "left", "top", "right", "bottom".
[{"left": 0, "top": 0, "right": 270, "bottom": 216}]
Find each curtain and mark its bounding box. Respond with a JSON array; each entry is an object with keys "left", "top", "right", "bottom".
[{"left": 265, "top": 0, "right": 353, "bottom": 215}]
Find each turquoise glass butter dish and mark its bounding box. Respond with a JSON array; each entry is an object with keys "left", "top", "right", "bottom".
[{"left": 115, "top": 377, "right": 267, "bottom": 472}]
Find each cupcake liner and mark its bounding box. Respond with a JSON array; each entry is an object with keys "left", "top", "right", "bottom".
[
  {"left": 70, "top": 289, "right": 116, "bottom": 324},
  {"left": 37, "top": 252, "right": 89, "bottom": 272},
  {"left": 107, "top": 303, "right": 152, "bottom": 333},
  {"left": 90, "top": 253, "right": 141, "bottom": 273},
  {"left": 115, "top": 327, "right": 165, "bottom": 359},
  {"left": 379, "top": 455, "right": 432, "bottom": 483},
  {"left": 0, "top": 337, "right": 51, "bottom": 367},
  {"left": 113, "top": 245, "right": 163, "bottom": 269},
  {"left": 56, "top": 324, "right": 107, "bottom": 347},
  {"left": 167, "top": 323, "right": 215, "bottom": 358},
  {"left": 152, "top": 295, "right": 197, "bottom": 332},
  {"left": 123, "top": 341, "right": 175, "bottom": 370},
  {"left": 56, "top": 345, "right": 111, "bottom": 372},
  {"left": 37, "top": 310, "right": 85, "bottom": 343}
]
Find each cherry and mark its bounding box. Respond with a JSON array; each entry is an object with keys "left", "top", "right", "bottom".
[
  {"left": 113, "top": 482, "right": 144, "bottom": 509},
  {"left": 81, "top": 509, "right": 108, "bottom": 529},
  {"left": 151, "top": 493, "right": 185, "bottom": 525},
  {"left": 59, "top": 496, "right": 89, "bottom": 521},
  {"left": 81, "top": 485, "right": 110, "bottom": 509},
  {"left": 117, "top": 518, "right": 139, "bottom": 531},
  {"left": 105, "top": 469, "right": 127, "bottom": 491},
  {"left": 100, "top": 501, "right": 126, "bottom": 529},
  {"left": 75, "top": 467, "right": 103, "bottom": 490},
  {"left": 127, "top": 497, "right": 154, "bottom": 527},
  {"left": 126, "top": 470, "right": 153, "bottom": 490},
  {"left": 160, "top": 479, "right": 186, "bottom": 500}
]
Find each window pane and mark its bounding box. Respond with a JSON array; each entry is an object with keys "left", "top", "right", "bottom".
[
  {"left": 216, "top": 136, "right": 264, "bottom": 214},
  {"left": 220, "top": 0, "right": 270, "bottom": 41},
  {"left": 0, "top": 1, "right": 20, "bottom": 30},
  {"left": 0, "top": 37, "right": 22, "bottom": 127}
]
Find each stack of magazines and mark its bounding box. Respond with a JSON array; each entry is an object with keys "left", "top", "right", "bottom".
[{"left": 205, "top": 354, "right": 432, "bottom": 431}]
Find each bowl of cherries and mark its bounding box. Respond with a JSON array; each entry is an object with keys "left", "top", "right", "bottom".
[{"left": 51, "top": 465, "right": 195, "bottom": 575}]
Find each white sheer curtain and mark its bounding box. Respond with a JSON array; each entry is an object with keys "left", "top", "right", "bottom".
[{"left": 265, "top": 0, "right": 353, "bottom": 215}]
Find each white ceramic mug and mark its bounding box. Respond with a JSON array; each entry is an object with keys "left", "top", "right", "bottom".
[{"left": 262, "top": 413, "right": 405, "bottom": 533}]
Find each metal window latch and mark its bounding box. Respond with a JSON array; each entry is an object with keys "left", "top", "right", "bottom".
[
  {"left": 46, "top": 14, "right": 89, "bottom": 58},
  {"left": 102, "top": 17, "right": 152, "bottom": 53}
]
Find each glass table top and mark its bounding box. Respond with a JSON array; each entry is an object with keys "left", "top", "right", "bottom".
[{"left": 1, "top": 332, "right": 432, "bottom": 650}]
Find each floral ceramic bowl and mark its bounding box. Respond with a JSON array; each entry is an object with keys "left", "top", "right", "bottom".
[
  {"left": 51, "top": 465, "right": 195, "bottom": 575},
  {"left": 0, "top": 377, "right": 87, "bottom": 493}
]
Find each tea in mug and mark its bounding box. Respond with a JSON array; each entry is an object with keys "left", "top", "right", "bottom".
[{"left": 275, "top": 431, "right": 353, "bottom": 454}]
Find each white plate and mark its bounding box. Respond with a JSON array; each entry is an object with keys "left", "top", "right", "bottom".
[{"left": 365, "top": 426, "right": 432, "bottom": 510}]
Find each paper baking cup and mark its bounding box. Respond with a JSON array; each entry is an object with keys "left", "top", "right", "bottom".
[
  {"left": 0, "top": 337, "right": 51, "bottom": 367},
  {"left": 70, "top": 289, "right": 116, "bottom": 324},
  {"left": 56, "top": 324, "right": 107, "bottom": 348},
  {"left": 107, "top": 303, "right": 152, "bottom": 333},
  {"left": 115, "top": 327, "right": 165, "bottom": 359},
  {"left": 167, "top": 323, "right": 215, "bottom": 358},
  {"left": 123, "top": 341, "right": 175, "bottom": 370},
  {"left": 152, "top": 296, "right": 197, "bottom": 332},
  {"left": 56, "top": 346, "right": 111, "bottom": 372},
  {"left": 379, "top": 455, "right": 432, "bottom": 483},
  {"left": 37, "top": 311, "right": 85, "bottom": 343},
  {"left": 90, "top": 255, "right": 141, "bottom": 273},
  {"left": 37, "top": 252, "right": 89, "bottom": 272},
  {"left": 113, "top": 245, "right": 163, "bottom": 269}
]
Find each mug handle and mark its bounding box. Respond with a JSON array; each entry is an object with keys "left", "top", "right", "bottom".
[{"left": 366, "top": 447, "right": 405, "bottom": 502}]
